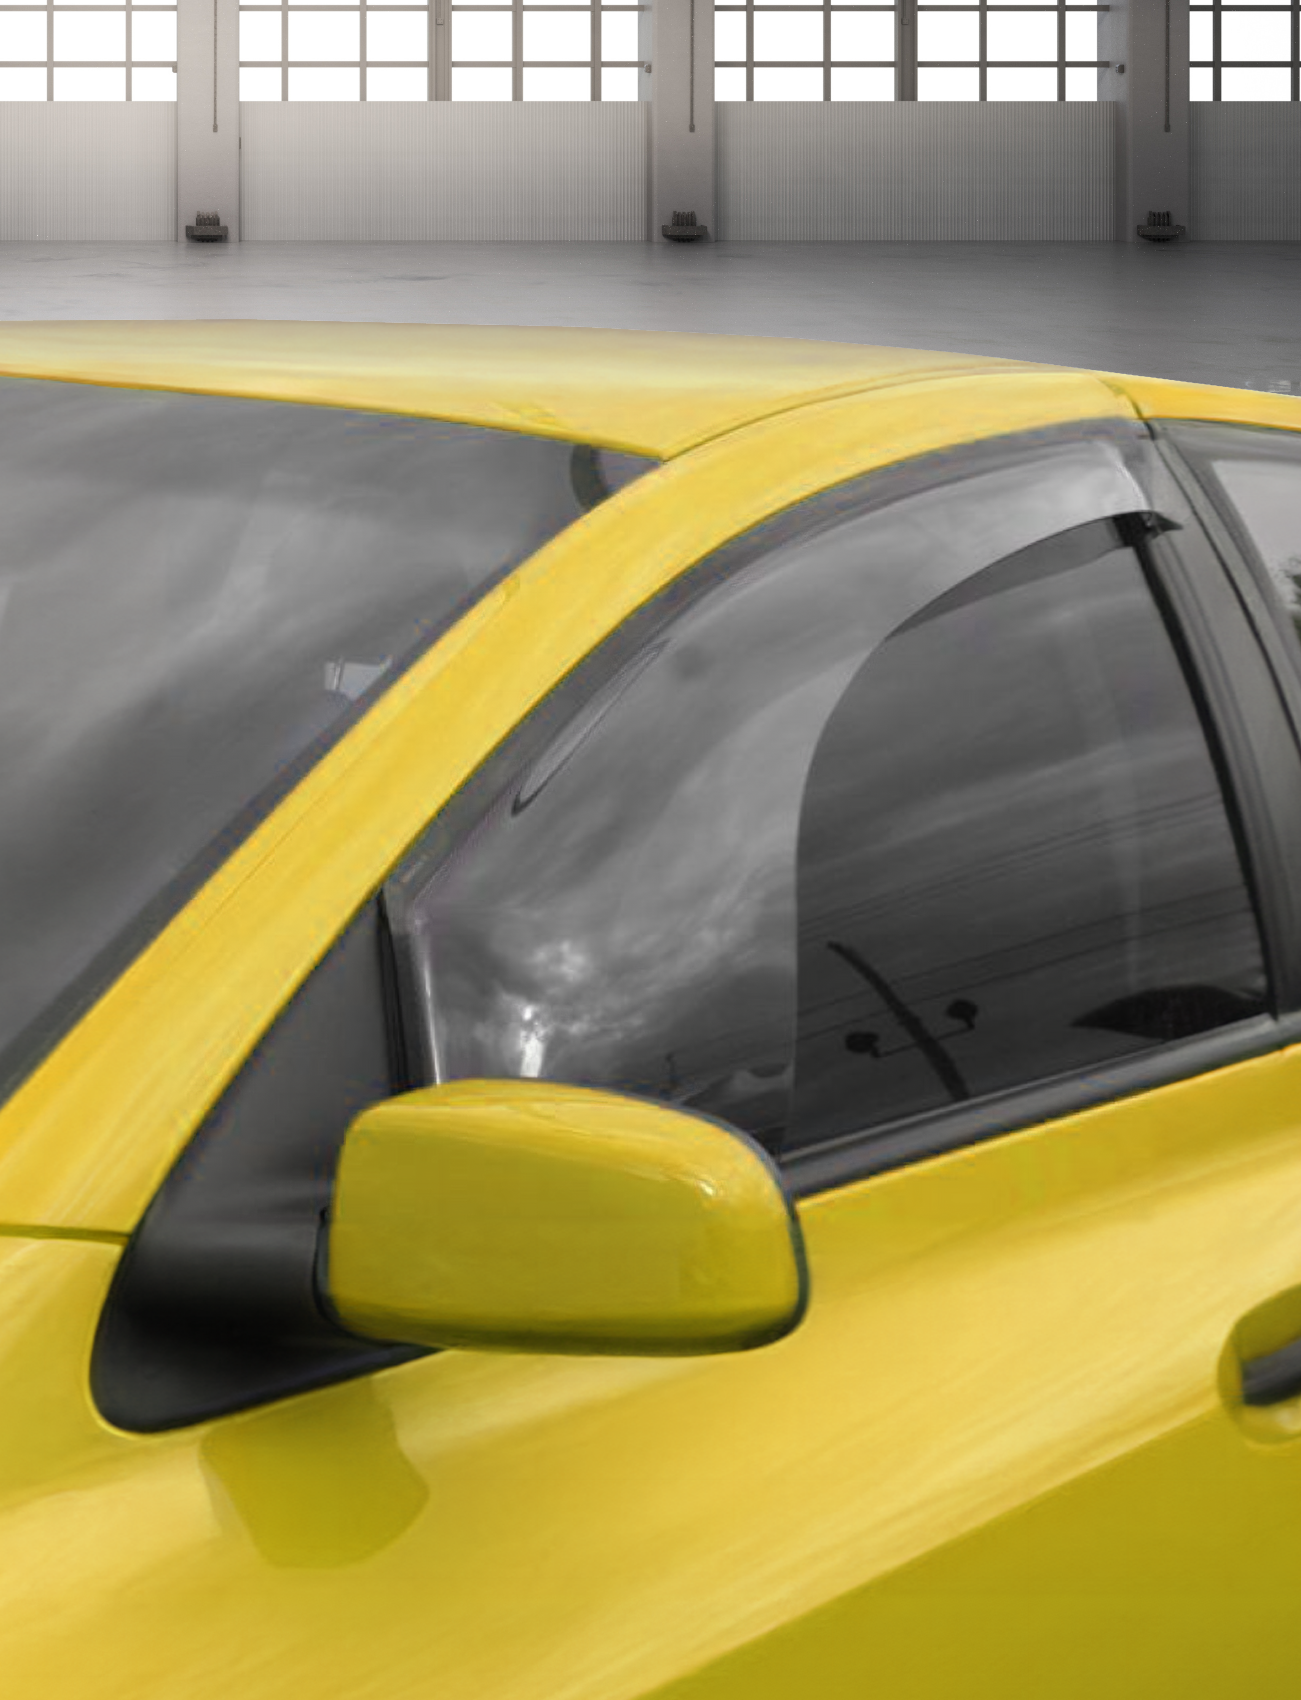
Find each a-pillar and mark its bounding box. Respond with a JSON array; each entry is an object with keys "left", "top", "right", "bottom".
[{"left": 177, "top": 0, "right": 241, "bottom": 241}]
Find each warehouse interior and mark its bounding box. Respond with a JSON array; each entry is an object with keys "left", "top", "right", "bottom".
[{"left": 0, "top": 0, "right": 1298, "bottom": 386}]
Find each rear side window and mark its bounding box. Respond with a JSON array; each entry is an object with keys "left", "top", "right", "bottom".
[{"left": 391, "top": 437, "right": 1267, "bottom": 1165}]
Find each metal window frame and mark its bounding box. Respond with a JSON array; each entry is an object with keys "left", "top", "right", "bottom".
[
  {"left": 712, "top": 0, "right": 1110, "bottom": 101},
  {"left": 232, "top": 0, "right": 645, "bottom": 101},
  {"left": 1188, "top": 0, "right": 1301, "bottom": 101},
  {"left": 0, "top": 0, "right": 176, "bottom": 101}
]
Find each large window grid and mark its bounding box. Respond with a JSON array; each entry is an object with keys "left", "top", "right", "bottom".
[
  {"left": 714, "top": 0, "right": 1110, "bottom": 101},
  {"left": 237, "top": 1, "right": 646, "bottom": 101},
  {"left": 1189, "top": 0, "right": 1301, "bottom": 100},
  {"left": 0, "top": 0, "right": 177, "bottom": 101}
]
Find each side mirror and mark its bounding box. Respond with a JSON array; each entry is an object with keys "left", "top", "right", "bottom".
[{"left": 319, "top": 1080, "right": 807, "bottom": 1356}]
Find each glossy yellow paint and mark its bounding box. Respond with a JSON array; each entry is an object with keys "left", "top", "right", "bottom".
[
  {"left": 0, "top": 320, "right": 1041, "bottom": 459},
  {"left": 7, "top": 1037, "right": 1301, "bottom": 1698},
  {"left": 327, "top": 1081, "right": 805, "bottom": 1354},
  {"left": 1103, "top": 371, "right": 1301, "bottom": 433},
  {"left": 0, "top": 365, "right": 1134, "bottom": 1234}
]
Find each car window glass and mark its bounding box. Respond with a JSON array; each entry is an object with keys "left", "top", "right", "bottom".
[
  {"left": 389, "top": 435, "right": 1270, "bottom": 1160},
  {"left": 787, "top": 519, "right": 1266, "bottom": 1153},
  {"left": 0, "top": 376, "right": 653, "bottom": 1098},
  {"left": 1187, "top": 430, "right": 1301, "bottom": 647}
]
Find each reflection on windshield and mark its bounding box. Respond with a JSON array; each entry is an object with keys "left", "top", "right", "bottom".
[{"left": 0, "top": 376, "right": 653, "bottom": 1091}]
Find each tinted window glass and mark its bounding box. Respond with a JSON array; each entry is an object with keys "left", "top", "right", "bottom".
[
  {"left": 1171, "top": 424, "right": 1301, "bottom": 650},
  {"left": 0, "top": 376, "right": 651, "bottom": 1092},
  {"left": 788, "top": 520, "right": 1266, "bottom": 1152},
  {"left": 393, "top": 437, "right": 1264, "bottom": 1159}
]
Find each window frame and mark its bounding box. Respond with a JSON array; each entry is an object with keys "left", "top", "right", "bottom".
[
  {"left": 1189, "top": 0, "right": 1301, "bottom": 103},
  {"left": 0, "top": 0, "right": 177, "bottom": 102},
  {"left": 712, "top": 0, "right": 1111, "bottom": 103},
  {"left": 386, "top": 420, "right": 1301, "bottom": 1199}
]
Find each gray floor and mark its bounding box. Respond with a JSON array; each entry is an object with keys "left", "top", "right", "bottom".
[{"left": 1, "top": 239, "right": 1299, "bottom": 394}]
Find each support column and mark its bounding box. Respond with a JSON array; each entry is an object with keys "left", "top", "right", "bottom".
[
  {"left": 650, "top": 0, "right": 716, "bottom": 241},
  {"left": 177, "top": 0, "right": 241, "bottom": 241},
  {"left": 1101, "top": 0, "right": 1191, "bottom": 241}
]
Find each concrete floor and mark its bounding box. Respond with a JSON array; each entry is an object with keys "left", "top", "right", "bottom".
[{"left": 1, "top": 239, "right": 1299, "bottom": 393}]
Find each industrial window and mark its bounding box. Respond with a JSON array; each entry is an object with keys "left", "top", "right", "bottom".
[
  {"left": 237, "top": 0, "right": 647, "bottom": 101},
  {"left": 1189, "top": 0, "right": 1301, "bottom": 100},
  {"left": 0, "top": 0, "right": 176, "bottom": 101},
  {"left": 714, "top": 0, "right": 1108, "bottom": 101}
]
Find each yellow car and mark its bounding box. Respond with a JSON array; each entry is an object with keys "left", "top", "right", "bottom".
[{"left": 3, "top": 320, "right": 1301, "bottom": 1699}]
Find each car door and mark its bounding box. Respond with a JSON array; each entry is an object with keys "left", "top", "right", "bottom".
[{"left": 6, "top": 395, "right": 1301, "bottom": 1700}]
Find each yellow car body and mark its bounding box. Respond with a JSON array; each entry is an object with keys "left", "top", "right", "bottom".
[{"left": 1, "top": 322, "right": 1301, "bottom": 1697}]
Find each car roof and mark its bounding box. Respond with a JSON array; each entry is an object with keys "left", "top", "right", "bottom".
[
  {"left": 0, "top": 320, "right": 1048, "bottom": 459},
  {"left": 3, "top": 321, "right": 1299, "bottom": 460}
]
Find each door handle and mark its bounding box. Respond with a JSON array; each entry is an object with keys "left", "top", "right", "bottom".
[{"left": 1241, "top": 1336, "right": 1301, "bottom": 1407}]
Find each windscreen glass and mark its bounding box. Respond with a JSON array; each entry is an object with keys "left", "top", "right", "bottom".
[{"left": 0, "top": 376, "right": 650, "bottom": 1092}]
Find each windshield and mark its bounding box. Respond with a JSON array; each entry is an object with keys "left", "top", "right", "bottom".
[{"left": 0, "top": 375, "right": 652, "bottom": 1094}]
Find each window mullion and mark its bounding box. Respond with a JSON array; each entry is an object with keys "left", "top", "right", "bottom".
[{"left": 979, "top": 0, "right": 987, "bottom": 97}]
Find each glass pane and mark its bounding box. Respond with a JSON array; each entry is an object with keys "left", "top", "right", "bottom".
[
  {"left": 0, "top": 12, "right": 45, "bottom": 57},
  {"left": 367, "top": 12, "right": 426, "bottom": 60},
  {"left": 918, "top": 12, "right": 979, "bottom": 61},
  {"left": 1189, "top": 12, "right": 1213, "bottom": 60},
  {"left": 453, "top": 11, "right": 511, "bottom": 59},
  {"left": 601, "top": 11, "right": 639, "bottom": 59},
  {"left": 451, "top": 64, "right": 511, "bottom": 95},
  {"left": 917, "top": 0, "right": 977, "bottom": 10},
  {"left": 987, "top": 11, "right": 1058, "bottom": 60},
  {"left": 1189, "top": 64, "right": 1213, "bottom": 99},
  {"left": 0, "top": 386, "right": 640, "bottom": 1098},
  {"left": 288, "top": 11, "right": 359, "bottom": 60},
  {"left": 1222, "top": 10, "right": 1293, "bottom": 59},
  {"left": 1064, "top": 64, "right": 1097, "bottom": 97},
  {"left": 287, "top": 0, "right": 355, "bottom": 8},
  {"left": 601, "top": 64, "right": 639, "bottom": 96},
  {"left": 1207, "top": 452, "right": 1301, "bottom": 643},
  {"left": 1221, "top": 64, "right": 1292, "bottom": 97},
  {"left": 51, "top": 0, "right": 121, "bottom": 7},
  {"left": 756, "top": 0, "right": 822, "bottom": 8},
  {"left": 715, "top": 63, "right": 746, "bottom": 97},
  {"left": 53, "top": 64, "right": 125, "bottom": 95},
  {"left": 715, "top": 12, "right": 746, "bottom": 59},
  {"left": 132, "top": 64, "right": 175, "bottom": 97},
  {"left": 917, "top": 64, "right": 979, "bottom": 95},
  {"left": 451, "top": 0, "right": 507, "bottom": 7},
  {"left": 522, "top": 64, "right": 590, "bottom": 95},
  {"left": 987, "top": 64, "right": 1058, "bottom": 96},
  {"left": 0, "top": 67, "right": 46, "bottom": 98},
  {"left": 240, "top": 64, "right": 282, "bottom": 97},
  {"left": 54, "top": 11, "right": 125, "bottom": 60},
  {"left": 753, "top": 12, "right": 824, "bottom": 61},
  {"left": 523, "top": 10, "right": 595, "bottom": 61},
  {"left": 367, "top": 65, "right": 427, "bottom": 96},
  {"left": 831, "top": 13, "right": 895, "bottom": 60},
  {"left": 288, "top": 64, "right": 360, "bottom": 95},
  {"left": 240, "top": 11, "right": 281, "bottom": 59},
  {"left": 787, "top": 530, "right": 1265, "bottom": 1151},
  {"left": 132, "top": 12, "right": 176, "bottom": 59},
  {"left": 522, "top": 12, "right": 592, "bottom": 60},
  {"left": 831, "top": 65, "right": 895, "bottom": 96},
  {"left": 1064, "top": 11, "right": 1096, "bottom": 60},
  {"left": 753, "top": 63, "right": 823, "bottom": 94}
]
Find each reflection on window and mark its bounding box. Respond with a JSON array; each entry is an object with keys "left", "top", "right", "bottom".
[
  {"left": 1189, "top": 0, "right": 1301, "bottom": 100},
  {"left": 392, "top": 438, "right": 1263, "bottom": 1162},
  {"left": 237, "top": 0, "right": 646, "bottom": 100},
  {"left": 0, "top": 0, "right": 176, "bottom": 102}
]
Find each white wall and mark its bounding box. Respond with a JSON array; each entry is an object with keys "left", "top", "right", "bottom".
[
  {"left": 717, "top": 103, "right": 1119, "bottom": 241},
  {"left": 1190, "top": 104, "right": 1301, "bottom": 239},
  {"left": 0, "top": 104, "right": 176, "bottom": 241},
  {"left": 239, "top": 102, "right": 649, "bottom": 240}
]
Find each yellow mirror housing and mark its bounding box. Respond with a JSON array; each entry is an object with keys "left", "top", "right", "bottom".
[{"left": 322, "top": 1080, "right": 808, "bottom": 1356}]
